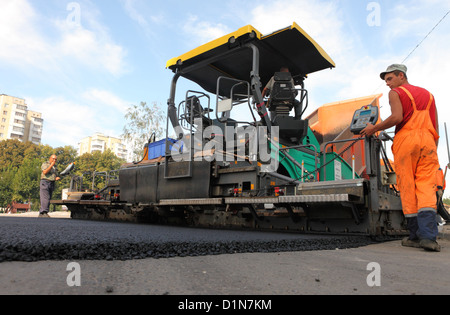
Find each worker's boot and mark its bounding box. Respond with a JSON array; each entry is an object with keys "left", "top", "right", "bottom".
[
  {"left": 419, "top": 239, "right": 441, "bottom": 252},
  {"left": 401, "top": 238, "right": 421, "bottom": 248}
]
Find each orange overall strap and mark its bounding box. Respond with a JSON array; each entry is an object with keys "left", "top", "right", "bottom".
[{"left": 398, "top": 86, "right": 434, "bottom": 111}]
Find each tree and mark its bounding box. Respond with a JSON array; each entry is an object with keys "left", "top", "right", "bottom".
[
  {"left": 0, "top": 140, "right": 41, "bottom": 208},
  {"left": 75, "top": 150, "right": 124, "bottom": 173},
  {"left": 443, "top": 197, "right": 450, "bottom": 206},
  {"left": 0, "top": 167, "right": 15, "bottom": 208},
  {"left": 0, "top": 139, "right": 35, "bottom": 170},
  {"left": 74, "top": 149, "right": 125, "bottom": 191},
  {"left": 122, "top": 101, "right": 165, "bottom": 162},
  {"left": 12, "top": 157, "right": 41, "bottom": 210}
]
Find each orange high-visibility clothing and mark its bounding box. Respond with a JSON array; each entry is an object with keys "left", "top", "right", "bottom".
[
  {"left": 392, "top": 86, "right": 440, "bottom": 217},
  {"left": 394, "top": 84, "right": 437, "bottom": 133},
  {"left": 436, "top": 168, "right": 446, "bottom": 191}
]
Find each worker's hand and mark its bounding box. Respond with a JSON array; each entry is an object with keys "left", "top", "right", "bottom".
[
  {"left": 360, "top": 123, "right": 377, "bottom": 137},
  {"left": 50, "top": 156, "right": 57, "bottom": 167},
  {"left": 56, "top": 177, "right": 61, "bottom": 181}
]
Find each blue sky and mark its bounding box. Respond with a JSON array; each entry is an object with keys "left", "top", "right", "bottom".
[{"left": 1, "top": 1, "right": 450, "bottom": 164}]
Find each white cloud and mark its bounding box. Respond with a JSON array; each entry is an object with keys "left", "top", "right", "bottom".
[
  {"left": 27, "top": 96, "right": 96, "bottom": 147},
  {"left": 121, "top": 0, "right": 162, "bottom": 38},
  {"left": 27, "top": 90, "right": 131, "bottom": 147},
  {"left": 82, "top": 89, "right": 131, "bottom": 114},
  {"left": 0, "top": 0, "right": 127, "bottom": 77},
  {"left": 122, "top": 0, "right": 149, "bottom": 28},
  {"left": 380, "top": 2, "right": 450, "bottom": 121},
  {"left": 249, "top": 0, "right": 349, "bottom": 58},
  {"left": 182, "top": 15, "right": 232, "bottom": 46},
  {"left": 0, "top": 0, "right": 52, "bottom": 69},
  {"left": 56, "top": 22, "right": 127, "bottom": 77}
]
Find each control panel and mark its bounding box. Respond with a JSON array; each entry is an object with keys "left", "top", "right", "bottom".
[{"left": 350, "top": 105, "right": 379, "bottom": 135}]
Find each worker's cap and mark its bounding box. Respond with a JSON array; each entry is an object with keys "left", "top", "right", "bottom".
[{"left": 380, "top": 64, "right": 407, "bottom": 80}]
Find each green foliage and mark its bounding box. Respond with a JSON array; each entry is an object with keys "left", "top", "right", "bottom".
[
  {"left": 75, "top": 150, "right": 123, "bottom": 173},
  {"left": 443, "top": 197, "right": 450, "bottom": 206},
  {"left": 0, "top": 167, "right": 15, "bottom": 209},
  {"left": 0, "top": 139, "right": 125, "bottom": 211},
  {"left": 74, "top": 150, "right": 125, "bottom": 192},
  {"left": 11, "top": 157, "right": 41, "bottom": 209},
  {"left": 122, "top": 101, "right": 165, "bottom": 162},
  {"left": 0, "top": 139, "right": 40, "bottom": 170}
]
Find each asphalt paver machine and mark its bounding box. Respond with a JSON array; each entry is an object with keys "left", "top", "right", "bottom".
[{"left": 56, "top": 23, "right": 411, "bottom": 236}]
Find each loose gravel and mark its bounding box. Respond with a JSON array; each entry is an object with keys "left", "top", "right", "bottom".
[{"left": 0, "top": 217, "right": 375, "bottom": 262}]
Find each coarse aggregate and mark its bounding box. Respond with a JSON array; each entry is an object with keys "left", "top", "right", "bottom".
[{"left": 0, "top": 217, "right": 376, "bottom": 263}]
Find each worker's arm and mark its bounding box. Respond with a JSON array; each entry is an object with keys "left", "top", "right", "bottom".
[
  {"left": 42, "top": 162, "right": 55, "bottom": 175},
  {"left": 360, "top": 90, "right": 403, "bottom": 136},
  {"left": 435, "top": 108, "right": 439, "bottom": 148},
  {"left": 42, "top": 160, "right": 61, "bottom": 181},
  {"left": 262, "top": 77, "right": 273, "bottom": 100}
]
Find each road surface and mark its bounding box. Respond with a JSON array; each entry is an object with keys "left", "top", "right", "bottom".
[{"left": 0, "top": 213, "right": 449, "bottom": 295}]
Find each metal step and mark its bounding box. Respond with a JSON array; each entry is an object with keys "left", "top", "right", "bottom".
[
  {"left": 159, "top": 198, "right": 223, "bottom": 206},
  {"left": 279, "top": 194, "right": 350, "bottom": 203},
  {"left": 224, "top": 194, "right": 350, "bottom": 205}
]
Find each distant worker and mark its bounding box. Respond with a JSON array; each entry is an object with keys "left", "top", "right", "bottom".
[
  {"left": 360, "top": 64, "right": 441, "bottom": 252},
  {"left": 262, "top": 67, "right": 302, "bottom": 120},
  {"left": 39, "top": 154, "right": 61, "bottom": 218}
]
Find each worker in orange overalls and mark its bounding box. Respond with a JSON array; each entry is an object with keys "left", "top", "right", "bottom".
[{"left": 360, "top": 64, "right": 441, "bottom": 252}]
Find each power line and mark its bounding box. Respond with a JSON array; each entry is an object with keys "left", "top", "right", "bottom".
[
  {"left": 372, "top": 9, "right": 450, "bottom": 97},
  {"left": 402, "top": 9, "right": 450, "bottom": 63}
]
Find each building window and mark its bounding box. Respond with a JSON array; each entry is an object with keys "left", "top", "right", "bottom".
[
  {"left": 10, "top": 133, "right": 23, "bottom": 140},
  {"left": 13, "top": 126, "right": 24, "bottom": 133},
  {"left": 14, "top": 119, "right": 25, "bottom": 125}
]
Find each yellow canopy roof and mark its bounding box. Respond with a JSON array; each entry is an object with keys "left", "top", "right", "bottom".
[{"left": 166, "top": 23, "right": 335, "bottom": 96}]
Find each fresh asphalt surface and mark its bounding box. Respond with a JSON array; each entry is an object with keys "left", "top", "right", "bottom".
[
  {"left": 1, "top": 214, "right": 449, "bottom": 295},
  {"left": 0, "top": 216, "right": 374, "bottom": 262}
]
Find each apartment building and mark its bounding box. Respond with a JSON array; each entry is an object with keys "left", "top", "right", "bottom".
[
  {"left": 78, "top": 133, "right": 128, "bottom": 160},
  {"left": 0, "top": 94, "right": 43, "bottom": 145}
]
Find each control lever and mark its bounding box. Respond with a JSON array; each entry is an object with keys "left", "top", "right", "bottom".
[{"left": 379, "top": 131, "right": 393, "bottom": 142}]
